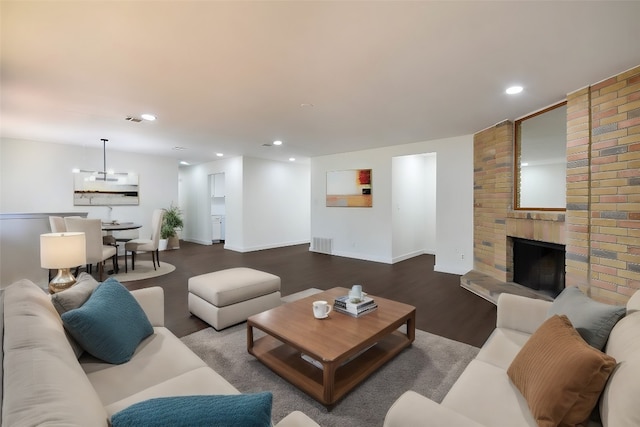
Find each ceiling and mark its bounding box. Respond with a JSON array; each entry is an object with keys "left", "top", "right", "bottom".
[{"left": 2, "top": 1, "right": 640, "bottom": 165}]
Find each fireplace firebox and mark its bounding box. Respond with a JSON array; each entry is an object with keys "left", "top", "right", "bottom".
[{"left": 512, "top": 238, "right": 565, "bottom": 298}]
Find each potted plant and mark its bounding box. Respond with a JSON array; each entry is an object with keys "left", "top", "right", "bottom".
[{"left": 161, "top": 203, "right": 184, "bottom": 250}]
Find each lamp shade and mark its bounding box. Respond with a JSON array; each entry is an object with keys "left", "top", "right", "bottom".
[{"left": 40, "top": 232, "right": 86, "bottom": 269}]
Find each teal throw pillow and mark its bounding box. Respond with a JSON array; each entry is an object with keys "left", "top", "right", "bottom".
[
  {"left": 548, "top": 286, "right": 626, "bottom": 350},
  {"left": 111, "top": 393, "right": 273, "bottom": 427},
  {"left": 61, "top": 278, "right": 153, "bottom": 364}
]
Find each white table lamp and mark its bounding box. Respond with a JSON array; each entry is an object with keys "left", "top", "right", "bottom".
[{"left": 40, "top": 232, "right": 86, "bottom": 294}]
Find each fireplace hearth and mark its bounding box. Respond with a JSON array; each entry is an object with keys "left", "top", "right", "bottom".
[{"left": 512, "top": 237, "right": 565, "bottom": 298}]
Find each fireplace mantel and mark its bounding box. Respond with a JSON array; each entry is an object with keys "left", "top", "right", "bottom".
[{"left": 506, "top": 214, "right": 565, "bottom": 246}]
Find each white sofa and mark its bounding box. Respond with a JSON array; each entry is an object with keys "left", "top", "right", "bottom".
[
  {"left": 1, "top": 279, "right": 319, "bottom": 427},
  {"left": 384, "top": 290, "right": 640, "bottom": 427}
]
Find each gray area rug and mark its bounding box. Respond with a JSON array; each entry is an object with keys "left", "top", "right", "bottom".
[{"left": 181, "top": 322, "right": 479, "bottom": 426}]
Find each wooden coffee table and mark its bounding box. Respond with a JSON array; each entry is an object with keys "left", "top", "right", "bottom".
[{"left": 247, "top": 287, "right": 415, "bottom": 406}]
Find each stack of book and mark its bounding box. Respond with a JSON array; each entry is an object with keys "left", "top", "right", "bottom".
[{"left": 334, "top": 295, "right": 378, "bottom": 317}]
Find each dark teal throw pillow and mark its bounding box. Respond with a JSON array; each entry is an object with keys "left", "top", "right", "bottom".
[
  {"left": 548, "top": 286, "right": 626, "bottom": 350},
  {"left": 111, "top": 393, "right": 273, "bottom": 427},
  {"left": 61, "top": 278, "right": 153, "bottom": 364}
]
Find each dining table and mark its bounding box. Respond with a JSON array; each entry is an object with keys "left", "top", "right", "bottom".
[
  {"left": 101, "top": 221, "right": 142, "bottom": 232},
  {"left": 101, "top": 222, "right": 142, "bottom": 273}
]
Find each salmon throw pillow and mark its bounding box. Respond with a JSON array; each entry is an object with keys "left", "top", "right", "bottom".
[{"left": 507, "top": 315, "right": 616, "bottom": 427}]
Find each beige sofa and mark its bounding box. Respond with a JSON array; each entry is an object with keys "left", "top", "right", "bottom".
[
  {"left": 384, "top": 290, "right": 640, "bottom": 427},
  {"left": 1, "top": 279, "right": 319, "bottom": 427}
]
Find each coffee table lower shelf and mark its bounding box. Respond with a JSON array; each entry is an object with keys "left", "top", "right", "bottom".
[{"left": 248, "top": 330, "right": 411, "bottom": 406}]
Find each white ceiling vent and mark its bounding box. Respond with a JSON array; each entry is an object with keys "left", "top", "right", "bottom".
[{"left": 125, "top": 116, "right": 142, "bottom": 123}]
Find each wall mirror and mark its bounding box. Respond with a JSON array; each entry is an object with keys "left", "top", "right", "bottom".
[{"left": 514, "top": 101, "right": 567, "bottom": 211}]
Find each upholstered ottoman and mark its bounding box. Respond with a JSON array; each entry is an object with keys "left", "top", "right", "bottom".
[{"left": 188, "top": 267, "right": 281, "bottom": 330}]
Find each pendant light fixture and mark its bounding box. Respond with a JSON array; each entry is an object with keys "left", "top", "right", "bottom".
[
  {"left": 72, "top": 138, "right": 140, "bottom": 206},
  {"left": 100, "top": 138, "right": 109, "bottom": 180},
  {"left": 73, "top": 138, "right": 118, "bottom": 181}
]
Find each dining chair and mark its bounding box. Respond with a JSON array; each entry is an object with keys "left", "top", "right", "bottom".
[
  {"left": 49, "top": 215, "right": 83, "bottom": 233},
  {"left": 101, "top": 227, "right": 119, "bottom": 259},
  {"left": 49, "top": 216, "right": 67, "bottom": 233},
  {"left": 125, "top": 209, "right": 164, "bottom": 272},
  {"left": 64, "top": 217, "right": 117, "bottom": 281}
]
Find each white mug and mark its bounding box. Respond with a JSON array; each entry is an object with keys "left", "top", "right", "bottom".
[
  {"left": 349, "top": 284, "right": 363, "bottom": 301},
  {"left": 312, "top": 300, "right": 332, "bottom": 319}
]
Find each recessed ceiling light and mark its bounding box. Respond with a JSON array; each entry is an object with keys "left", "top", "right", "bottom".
[
  {"left": 506, "top": 86, "right": 523, "bottom": 95},
  {"left": 141, "top": 113, "right": 157, "bottom": 121},
  {"left": 216, "top": 153, "right": 224, "bottom": 157},
  {"left": 172, "top": 146, "right": 187, "bottom": 151},
  {"left": 273, "top": 140, "right": 283, "bottom": 146},
  {"left": 180, "top": 161, "right": 190, "bottom": 165},
  {"left": 289, "top": 157, "right": 296, "bottom": 162},
  {"left": 300, "top": 103, "right": 314, "bottom": 108},
  {"left": 521, "top": 162, "right": 529, "bottom": 167}
]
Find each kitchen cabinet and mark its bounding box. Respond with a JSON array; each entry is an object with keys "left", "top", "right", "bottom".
[
  {"left": 212, "top": 215, "right": 225, "bottom": 242},
  {"left": 212, "top": 173, "right": 225, "bottom": 198}
]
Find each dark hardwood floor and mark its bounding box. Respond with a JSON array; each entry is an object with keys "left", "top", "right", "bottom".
[{"left": 124, "top": 241, "right": 497, "bottom": 348}]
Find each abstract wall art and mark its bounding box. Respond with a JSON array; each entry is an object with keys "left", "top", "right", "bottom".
[
  {"left": 326, "top": 169, "right": 372, "bottom": 207},
  {"left": 73, "top": 172, "right": 139, "bottom": 206}
]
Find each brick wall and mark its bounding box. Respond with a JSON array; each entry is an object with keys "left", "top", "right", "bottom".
[
  {"left": 586, "top": 65, "right": 640, "bottom": 303},
  {"left": 473, "top": 65, "right": 640, "bottom": 304},
  {"left": 565, "top": 87, "right": 591, "bottom": 291},
  {"left": 473, "top": 121, "right": 512, "bottom": 282}
]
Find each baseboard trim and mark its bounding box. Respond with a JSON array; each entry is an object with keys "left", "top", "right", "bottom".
[
  {"left": 225, "top": 240, "right": 310, "bottom": 253},
  {"left": 434, "top": 263, "right": 468, "bottom": 275},
  {"left": 326, "top": 250, "right": 391, "bottom": 264},
  {"left": 183, "top": 238, "right": 212, "bottom": 246},
  {"left": 391, "top": 250, "right": 434, "bottom": 264}
]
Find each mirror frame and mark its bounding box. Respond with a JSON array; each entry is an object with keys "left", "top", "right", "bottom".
[{"left": 514, "top": 100, "right": 567, "bottom": 211}]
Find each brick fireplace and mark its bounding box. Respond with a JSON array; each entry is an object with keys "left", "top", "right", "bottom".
[{"left": 464, "top": 64, "right": 640, "bottom": 305}]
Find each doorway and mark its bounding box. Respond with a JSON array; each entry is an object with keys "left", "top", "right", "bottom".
[{"left": 391, "top": 153, "right": 436, "bottom": 262}]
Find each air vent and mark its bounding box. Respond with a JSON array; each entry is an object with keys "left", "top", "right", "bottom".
[
  {"left": 312, "top": 237, "right": 333, "bottom": 255},
  {"left": 262, "top": 143, "right": 272, "bottom": 147},
  {"left": 125, "top": 116, "right": 142, "bottom": 122}
]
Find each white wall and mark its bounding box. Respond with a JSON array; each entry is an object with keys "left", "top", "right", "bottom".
[
  {"left": 179, "top": 156, "right": 310, "bottom": 252},
  {"left": 311, "top": 153, "right": 392, "bottom": 263},
  {"left": 424, "top": 154, "right": 437, "bottom": 253},
  {"left": 0, "top": 138, "right": 179, "bottom": 230},
  {"left": 241, "top": 157, "right": 310, "bottom": 251},
  {"left": 433, "top": 137, "right": 473, "bottom": 274},
  {"left": 311, "top": 135, "right": 473, "bottom": 275}
]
